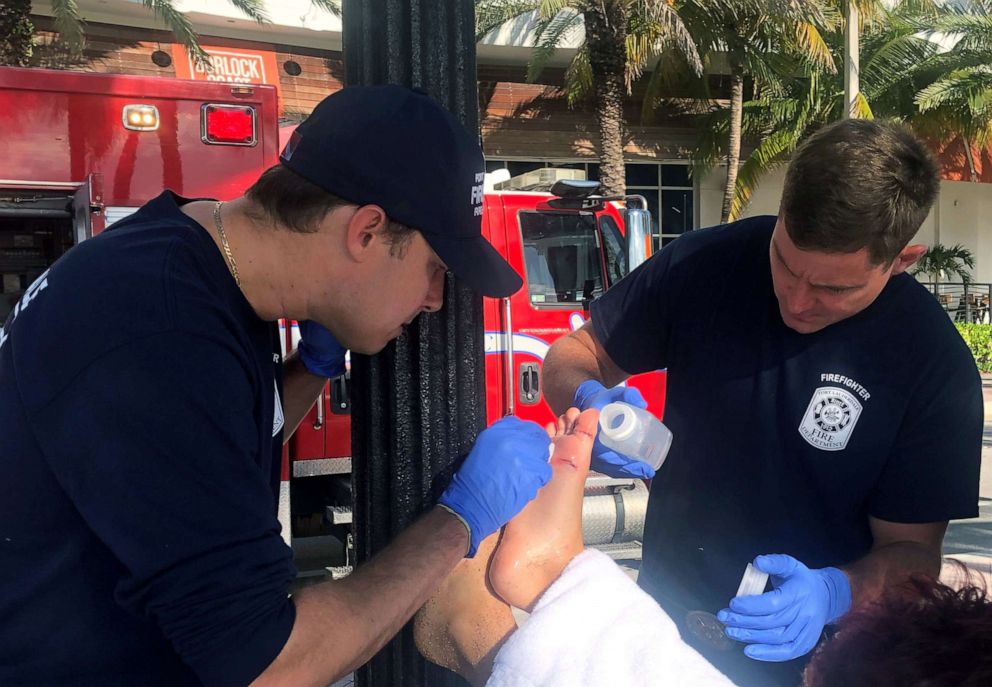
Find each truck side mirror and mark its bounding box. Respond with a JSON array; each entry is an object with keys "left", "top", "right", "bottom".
[{"left": 624, "top": 195, "right": 653, "bottom": 271}]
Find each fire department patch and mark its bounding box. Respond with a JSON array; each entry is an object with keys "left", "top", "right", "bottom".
[{"left": 798, "top": 386, "right": 862, "bottom": 451}]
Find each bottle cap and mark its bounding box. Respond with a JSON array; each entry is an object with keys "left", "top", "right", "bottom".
[
  {"left": 599, "top": 402, "right": 636, "bottom": 441},
  {"left": 736, "top": 562, "right": 769, "bottom": 598}
]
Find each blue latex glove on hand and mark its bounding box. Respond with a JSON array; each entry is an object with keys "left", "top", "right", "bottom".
[
  {"left": 718, "top": 554, "right": 852, "bottom": 662},
  {"left": 297, "top": 320, "right": 347, "bottom": 378},
  {"left": 438, "top": 416, "right": 553, "bottom": 557},
  {"left": 573, "top": 379, "right": 655, "bottom": 479}
]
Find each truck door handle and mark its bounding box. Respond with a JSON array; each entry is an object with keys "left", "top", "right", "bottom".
[
  {"left": 519, "top": 362, "right": 540, "bottom": 405},
  {"left": 330, "top": 373, "right": 351, "bottom": 415},
  {"left": 313, "top": 386, "right": 325, "bottom": 430}
]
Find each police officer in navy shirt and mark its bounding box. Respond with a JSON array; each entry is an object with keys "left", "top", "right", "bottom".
[
  {"left": 544, "top": 119, "right": 982, "bottom": 686},
  {"left": 0, "top": 86, "right": 555, "bottom": 686}
]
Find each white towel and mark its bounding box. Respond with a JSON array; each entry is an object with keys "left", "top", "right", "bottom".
[{"left": 487, "top": 549, "right": 737, "bottom": 687}]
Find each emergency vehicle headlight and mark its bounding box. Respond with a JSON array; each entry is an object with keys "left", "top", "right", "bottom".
[
  {"left": 201, "top": 104, "right": 257, "bottom": 146},
  {"left": 122, "top": 104, "right": 159, "bottom": 131}
]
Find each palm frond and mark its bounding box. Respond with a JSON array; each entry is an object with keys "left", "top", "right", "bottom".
[
  {"left": 308, "top": 0, "right": 341, "bottom": 18},
  {"left": 860, "top": 28, "right": 937, "bottom": 98},
  {"left": 691, "top": 106, "right": 730, "bottom": 175},
  {"left": 475, "top": 0, "right": 540, "bottom": 41},
  {"left": 793, "top": 21, "right": 835, "bottom": 73},
  {"left": 536, "top": 0, "right": 571, "bottom": 20},
  {"left": 851, "top": 91, "right": 875, "bottom": 119},
  {"left": 916, "top": 66, "right": 992, "bottom": 113},
  {"left": 729, "top": 127, "right": 800, "bottom": 220},
  {"left": 635, "top": 0, "right": 702, "bottom": 76},
  {"left": 140, "top": 1, "right": 210, "bottom": 66},
  {"left": 223, "top": 0, "right": 269, "bottom": 23},
  {"left": 563, "top": 45, "right": 592, "bottom": 106},
  {"left": 934, "top": 9, "right": 992, "bottom": 56},
  {"left": 527, "top": 8, "right": 582, "bottom": 83},
  {"left": 50, "top": 0, "right": 85, "bottom": 54},
  {"left": 640, "top": 46, "right": 711, "bottom": 125}
]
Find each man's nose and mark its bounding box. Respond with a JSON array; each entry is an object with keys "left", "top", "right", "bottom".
[
  {"left": 422, "top": 271, "right": 446, "bottom": 313},
  {"left": 788, "top": 281, "right": 815, "bottom": 314}
]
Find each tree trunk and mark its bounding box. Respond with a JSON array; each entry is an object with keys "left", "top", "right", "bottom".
[
  {"left": 0, "top": 0, "right": 34, "bottom": 67},
  {"left": 963, "top": 137, "right": 978, "bottom": 183},
  {"left": 721, "top": 69, "right": 744, "bottom": 223},
  {"left": 583, "top": 2, "right": 628, "bottom": 197}
]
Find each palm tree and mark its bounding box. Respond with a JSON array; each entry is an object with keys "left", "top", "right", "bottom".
[
  {"left": 674, "top": 0, "right": 834, "bottom": 223},
  {"left": 912, "top": 243, "right": 976, "bottom": 285},
  {"left": 0, "top": 0, "right": 341, "bottom": 68},
  {"left": 475, "top": 0, "right": 701, "bottom": 196},
  {"left": 914, "top": 1, "right": 992, "bottom": 182},
  {"left": 690, "top": 0, "right": 956, "bottom": 221}
]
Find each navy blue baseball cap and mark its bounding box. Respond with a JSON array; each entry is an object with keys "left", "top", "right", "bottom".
[{"left": 280, "top": 85, "right": 522, "bottom": 298}]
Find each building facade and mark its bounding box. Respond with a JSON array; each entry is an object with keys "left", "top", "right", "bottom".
[{"left": 22, "top": 0, "right": 992, "bottom": 280}]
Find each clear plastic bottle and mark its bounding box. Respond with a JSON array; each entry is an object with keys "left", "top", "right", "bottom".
[{"left": 598, "top": 402, "right": 673, "bottom": 471}]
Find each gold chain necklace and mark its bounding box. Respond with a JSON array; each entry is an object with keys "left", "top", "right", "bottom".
[{"left": 213, "top": 201, "right": 241, "bottom": 288}]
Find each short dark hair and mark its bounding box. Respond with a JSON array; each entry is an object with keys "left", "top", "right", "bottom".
[
  {"left": 780, "top": 119, "right": 940, "bottom": 266},
  {"left": 803, "top": 575, "right": 992, "bottom": 687},
  {"left": 245, "top": 164, "right": 416, "bottom": 255}
]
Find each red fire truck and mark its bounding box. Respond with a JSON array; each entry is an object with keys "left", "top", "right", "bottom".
[{"left": 1, "top": 66, "right": 666, "bottom": 577}]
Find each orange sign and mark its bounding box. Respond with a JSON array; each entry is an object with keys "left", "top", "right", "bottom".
[{"left": 172, "top": 45, "right": 279, "bottom": 86}]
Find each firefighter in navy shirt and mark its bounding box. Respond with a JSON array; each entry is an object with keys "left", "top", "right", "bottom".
[
  {"left": 544, "top": 119, "right": 982, "bottom": 686},
  {"left": 0, "top": 86, "right": 554, "bottom": 686}
]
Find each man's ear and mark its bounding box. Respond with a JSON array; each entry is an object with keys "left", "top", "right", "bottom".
[
  {"left": 343, "top": 205, "right": 388, "bottom": 262},
  {"left": 891, "top": 244, "right": 928, "bottom": 275}
]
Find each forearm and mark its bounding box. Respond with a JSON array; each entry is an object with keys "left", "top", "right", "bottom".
[
  {"left": 280, "top": 351, "right": 330, "bottom": 441},
  {"left": 543, "top": 324, "right": 626, "bottom": 414},
  {"left": 842, "top": 540, "right": 942, "bottom": 610},
  {"left": 253, "top": 507, "right": 469, "bottom": 686}
]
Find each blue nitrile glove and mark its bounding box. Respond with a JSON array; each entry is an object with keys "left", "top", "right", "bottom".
[
  {"left": 573, "top": 379, "right": 655, "bottom": 479},
  {"left": 718, "top": 554, "right": 852, "bottom": 662},
  {"left": 297, "top": 320, "right": 346, "bottom": 378},
  {"left": 438, "top": 416, "right": 553, "bottom": 557}
]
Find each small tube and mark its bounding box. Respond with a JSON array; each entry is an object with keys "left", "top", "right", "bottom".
[{"left": 736, "top": 563, "right": 769, "bottom": 598}]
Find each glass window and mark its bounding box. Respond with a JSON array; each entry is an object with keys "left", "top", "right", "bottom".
[
  {"left": 599, "top": 215, "right": 627, "bottom": 286},
  {"left": 625, "top": 163, "right": 659, "bottom": 186},
  {"left": 661, "top": 164, "right": 691, "bottom": 187},
  {"left": 507, "top": 160, "right": 546, "bottom": 178},
  {"left": 486, "top": 160, "right": 509, "bottom": 173},
  {"left": 661, "top": 189, "right": 693, "bottom": 235},
  {"left": 587, "top": 163, "right": 600, "bottom": 182},
  {"left": 519, "top": 211, "right": 604, "bottom": 306}
]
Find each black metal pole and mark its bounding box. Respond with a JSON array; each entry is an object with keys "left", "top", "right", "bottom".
[{"left": 342, "top": 2, "right": 482, "bottom": 686}]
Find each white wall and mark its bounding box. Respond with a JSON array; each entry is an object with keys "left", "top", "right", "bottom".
[
  {"left": 697, "top": 166, "right": 786, "bottom": 228},
  {"left": 923, "top": 182, "right": 992, "bottom": 283}
]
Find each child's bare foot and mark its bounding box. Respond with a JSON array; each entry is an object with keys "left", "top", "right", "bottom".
[
  {"left": 488, "top": 407, "right": 597, "bottom": 612},
  {"left": 414, "top": 531, "right": 515, "bottom": 687}
]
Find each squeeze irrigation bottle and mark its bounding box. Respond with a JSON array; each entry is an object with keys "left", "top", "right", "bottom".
[{"left": 598, "top": 402, "right": 673, "bottom": 471}]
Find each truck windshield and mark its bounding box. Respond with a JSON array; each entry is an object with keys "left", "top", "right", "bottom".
[{"left": 519, "top": 211, "right": 604, "bottom": 306}]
